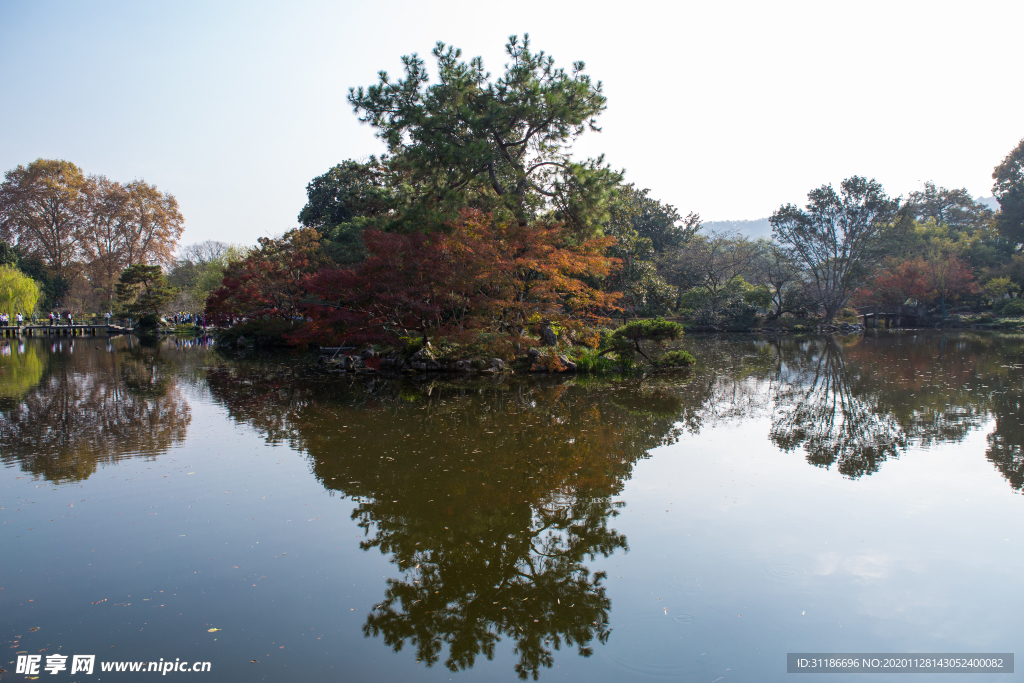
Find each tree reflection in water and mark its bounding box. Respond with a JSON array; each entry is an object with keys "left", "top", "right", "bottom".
[
  {"left": 199, "top": 331, "right": 1024, "bottom": 676},
  {"left": 206, "top": 368, "right": 686, "bottom": 678},
  {"left": 4, "top": 331, "right": 1013, "bottom": 676},
  {"left": 0, "top": 338, "right": 190, "bottom": 482},
  {"left": 769, "top": 338, "right": 909, "bottom": 477},
  {"left": 685, "top": 333, "right": 1014, "bottom": 482},
  {"left": 0, "top": 340, "right": 45, "bottom": 398}
]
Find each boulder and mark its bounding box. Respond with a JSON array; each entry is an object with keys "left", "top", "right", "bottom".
[
  {"left": 360, "top": 348, "right": 377, "bottom": 359},
  {"left": 539, "top": 324, "right": 557, "bottom": 346},
  {"left": 527, "top": 348, "right": 542, "bottom": 362},
  {"left": 235, "top": 335, "right": 247, "bottom": 347},
  {"left": 557, "top": 354, "right": 577, "bottom": 372},
  {"left": 455, "top": 360, "right": 470, "bottom": 372},
  {"left": 426, "top": 360, "right": 441, "bottom": 371},
  {"left": 410, "top": 346, "right": 435, "bottom": 362},
  {"left": 488, "top": 358, "right": 505, "bottom": 371},
  {"left": 470, "top": 358, "right": 487, "bottom": 370}
]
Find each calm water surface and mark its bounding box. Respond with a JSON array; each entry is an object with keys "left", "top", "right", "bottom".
[{"left": 2, "top": 332, "right": 1024, "bottom": 681}]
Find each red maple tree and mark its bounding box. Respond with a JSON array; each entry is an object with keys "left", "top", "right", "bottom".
[
  {"left": 857, "top": 257, "right": 933, "bottom": 307},
  {"left": 296, "top": 210, "right": 621, "bottom": 350},
  {"left": 206, "top": 227, "right": 326, "bottom": 323},
  {"left": 856, "top": 254, "right": 977, "bottom": 318}
]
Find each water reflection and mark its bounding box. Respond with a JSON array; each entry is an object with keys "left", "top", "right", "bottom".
[
  {"left": 0, "top": 339, "right": 191, "bottom": 482},
  {"left": 985, "top": 389, "right": 1024, "bottom": 490},
  {"left": 7, "top": 331, "right": 1024, "bottom": 677},
  {"left": 199, "top": 332, "right": 1024, "bottom": 675},
  {"left": 0, "top": 340, "right": 45, "bottom": 398},
  {"left": 686, "top": 333, "right": 1016, "bottom": 483},
  {"left": 206, "top": 369, "right": 685, "bottom": 678}
]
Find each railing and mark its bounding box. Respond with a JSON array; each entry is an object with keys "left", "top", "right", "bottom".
[{"left": 852, "top": 304, "right": 927, "bottom": 328}]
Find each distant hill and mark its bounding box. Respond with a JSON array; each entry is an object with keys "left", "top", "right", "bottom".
[
  {"left": 977, "top": 196, "right": 999, "bottom": 211},
  {"left": 704, "top": 197, "right": 1001, "bottom": 240},
  {"left": 702, "top": 218, "right": 773, "bottom": 239}
]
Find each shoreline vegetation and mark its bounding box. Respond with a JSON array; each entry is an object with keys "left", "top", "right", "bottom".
[{"left": 1, "top": 35, "right": 1023, "bottom": 375}]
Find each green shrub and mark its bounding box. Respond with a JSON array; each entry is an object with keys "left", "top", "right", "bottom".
[
  {"left": 651, "top": 350, "right": 696, "bottom": 368},
  {"left": 610, "top": 317, "right": 684, "bottom": 345},
  {"left": 1001, "top": 299, "right": 1024, "bottom": 317},
  {"left": 687, "top": 277, "right": 764, "bottom": 330},
  {"left": 744, "top": 285, "right": 773, "bottom": 310},
  {"left": 677, "top": 288, "right": 711, "bottom": 315},
  {"left": 692, "top": 299, "right": 760, "bottom": 330},
  {"left": 574, "top": 347, "right": 619, "bottom": 374},
  {"left": 602, "top": 317, "right": 685, "bottom": 362}
]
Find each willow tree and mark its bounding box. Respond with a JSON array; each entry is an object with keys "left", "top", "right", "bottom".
[
  {"left": 348, "top": 35, "right": 621, "bottom": 235},
  {"left": 0, "top": 265, "right": 41, "bottom": 316}
]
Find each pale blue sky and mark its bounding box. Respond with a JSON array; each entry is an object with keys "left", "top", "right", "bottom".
[{"left": 2, "top": 0, "right": 1022, "bottom": 246}]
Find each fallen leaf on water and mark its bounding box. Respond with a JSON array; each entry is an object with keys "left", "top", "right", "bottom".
[
  {"left": 207, "top": 628, "right": 221, "bottom": 632},
  {"left": 250, "top": 659, "right": 258, "bottom": 663},
  {"left": 92, "top": 599, "right": 108, "bottom": 604},
  {"left": 29, "top": 627, "right": 40, "bottom": 632}
]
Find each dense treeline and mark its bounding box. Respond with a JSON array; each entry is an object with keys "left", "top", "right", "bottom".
[
  {"left": 0, "top": 158, "right": 184, "bottom": 314},
  {"left": 201, "top": 35, "right": 1024, "bottom": 364},
  {"left": 5, "top": 35, "right": 1022, "bottom": 356}
]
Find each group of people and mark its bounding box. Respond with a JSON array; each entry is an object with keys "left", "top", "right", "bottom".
[
  {"left": 46, "top": 311, "right": 78, "bottom": 325},
  {"left": 170, "top": 312, "right": 207, "bottom": 327},
  {"left": 1, "top": 311, "right": 209, "bottom": 329},
  {"left": 0, "top": 312, "right": 25, "bottom": 326}
]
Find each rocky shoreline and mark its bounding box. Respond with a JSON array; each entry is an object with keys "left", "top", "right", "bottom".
[{"left": 317, "top": 345, "right": 590, "bottom": 376}]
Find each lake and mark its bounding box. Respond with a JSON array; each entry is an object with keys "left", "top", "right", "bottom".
[{"left": 2, "top": 332, "right": 1022, "bottom": 681}]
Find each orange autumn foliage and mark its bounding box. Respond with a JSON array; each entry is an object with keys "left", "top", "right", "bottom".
[
  {"left": 855, "top": 255, "right": 976, "bottom": 313},
  {"left": 296, "top": 210, "right": 621, "bottom": 348}
]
